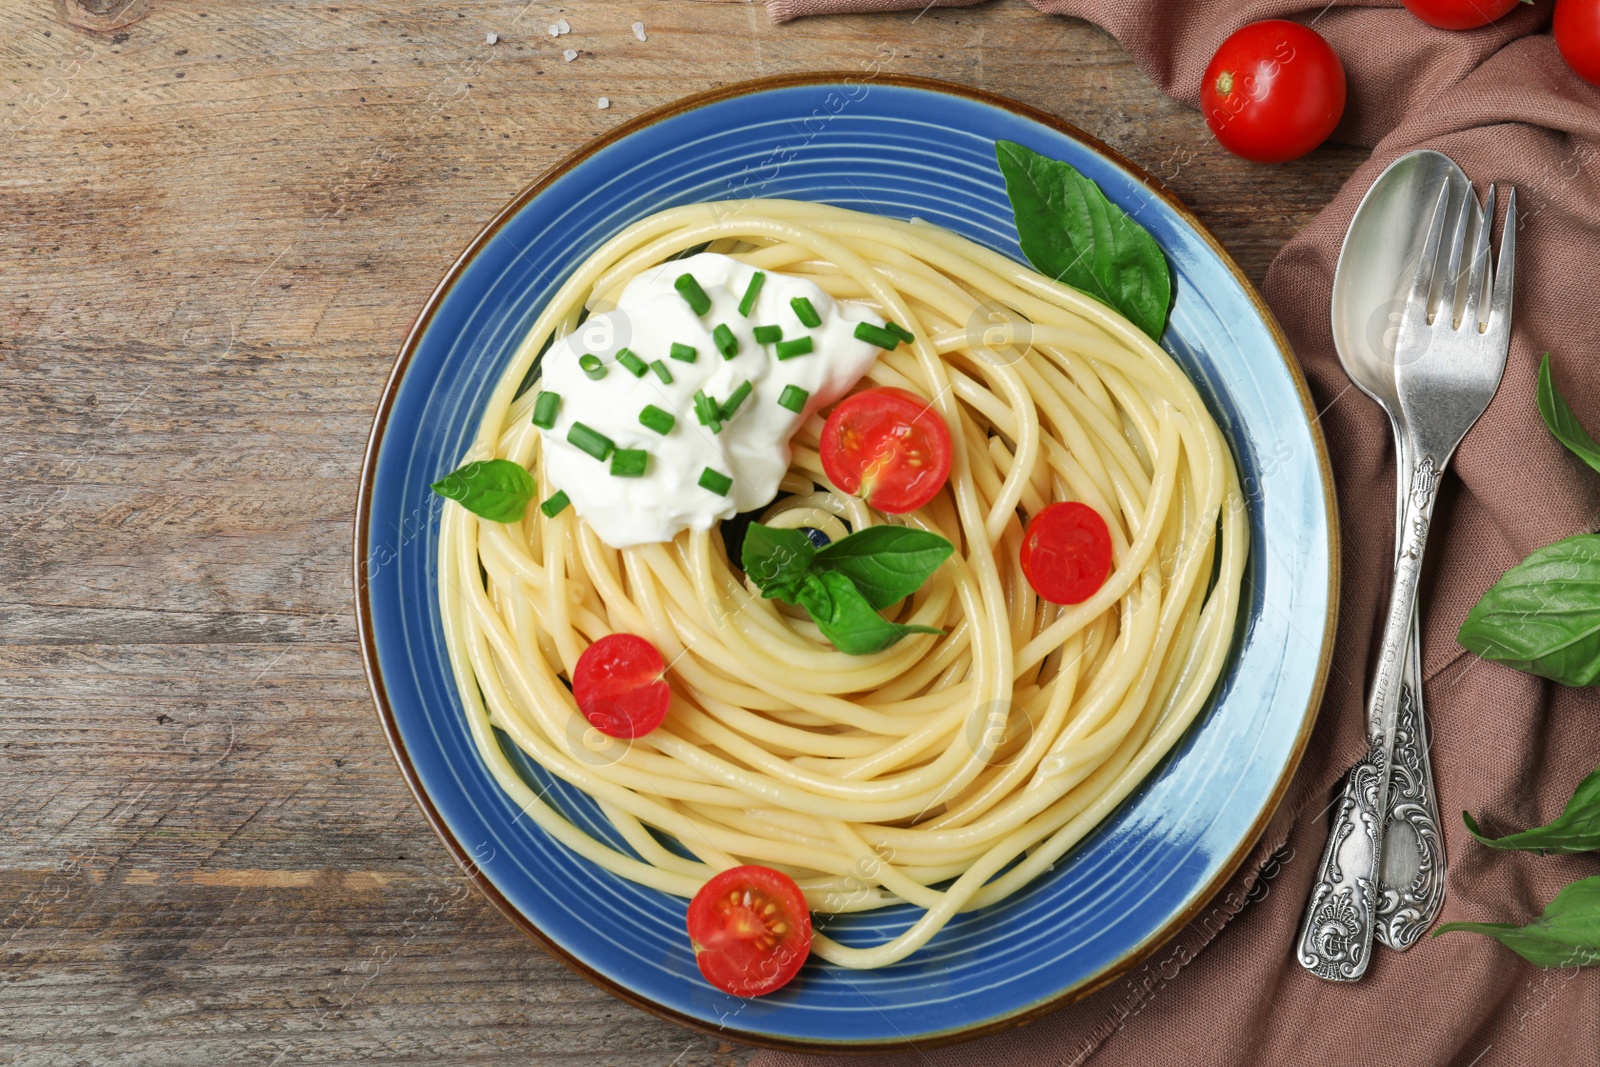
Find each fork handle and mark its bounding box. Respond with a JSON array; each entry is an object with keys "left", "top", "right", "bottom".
[{"left": 1297, "top": 450, "right": 1444, "bottom": 981}]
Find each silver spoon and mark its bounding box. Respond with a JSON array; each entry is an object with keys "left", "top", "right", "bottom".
[{"left": 1296, "top": 151, "right": 1473, "bottom": 976}]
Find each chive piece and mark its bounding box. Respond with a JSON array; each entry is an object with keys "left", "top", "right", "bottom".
[
  {"left": 579, "top": 353, "right": 607, "bottom": 380},
  {"left": 774, "top": 336, "right": 814, "bottom": 361},
  {"left": 698, "top": 467, "right": 733, "bottom": 495},
  {"left": 777, "top": 384, "right": 809, "bottom": 413},
  {"left": 791, "top": 296, "right": 822, "bottom": 328},
  {"left": 649, "top": 359, "right": 674, "bottom": 384},
  {"left": 675, "top": 273, "right": 711, "bottom": 315},
  {"left": 610, "top": 448, "right": 648, "bottom": 478},
  {"left": 669, "top": 342, "right": 698, "bottom": 363},
  {"left": 639, "top": 404, "right": 675, "bottom": 435},
  {"left": 720, "top": 380, "right": 752, "bottom": 420},
  {"left": 713, "top": 323, "right": 739, "bottom": 360},
  {"left": 737, "top": 272, "right": 766, "bottom": 317},
  {"left": 616, "top": 348, "right": 648, "bottom": 377},
  {"left": 752, "top": 324, "right": 783, "bottom": 345},
  {"left": 885, "top": 321, "right": 915, "bottom": 344},
  {"left": 692, "top": 390, "right": 723, "bottom": 433},
  {"left": 531, "top": 391, "right": 561, "bottom": 429},
  {"left": 539, "top": 490, "right": 570, "bottom": 518},
  {"left": 567, "top": 421, "right": 614, "bottom": 461},
  {"left": 855, "top": 321, "right": 902, "bottom": 349}
]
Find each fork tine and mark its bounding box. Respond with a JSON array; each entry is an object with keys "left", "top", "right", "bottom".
[
  {"left": 1435, "top": 181, "right": 1474, "bottom": 327},
  {"left": 1487, "top": 187, "right": 1517, "bottom": 342},
  {"left": 1461, "top": 184, "right": 1495, "bottom": 330},
  {"left": 1401, "top": 181, "right": 1452, "bottom": 333}
]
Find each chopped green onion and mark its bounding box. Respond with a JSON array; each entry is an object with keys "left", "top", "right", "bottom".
[
  {"left": 539, "top": 490, "right": 570, "bottom": 518},
  {"left": 638, "top": 404, "right": 675, "bottom": 435},
  {"left": 669, "top": 342, "right": 698, "bottom": 363},
  {"left": 579, "top": 353, "right": 607, "bottom": 380},
  {"left": 854, "top": 321, "right": 902, "bottom": 349},
  {"left": 698, "top": 467, "right": 733, "bottom": 496},
  {"left": 720, "top": 380, "right": 752, "bottom": 420},
  {"left": 777, "top": 385, "right": 810, "bottom": 413},
  {"left": 713, "top": 323, "right": 739, "bottom": 360},
  {"left": 791, "top": 296, "right": 822, "bottom": 328},
  {"left": 752, "top": 324, "right": 783, "bottom": 345},
  {"left": 675, "top": 273, "right": 711, "bottom": 315},
  {"left": 692, "top": 390, "right": 723, "bottom": 433},
  {"left": 649, "top": 359, "right": 673, "bottom": 384},
  {"left": 610, "top": 448, "right": 648, "bottom": 478},
  {"left": 885, "top": 321, "right": 915, "bottom": 344},
  {"left": 774, "top": 336, "right": 814, "bottom": 361},
  {"left": 616, "top": 348, "right": 648, "bottom": 377},
  {"left": 531, "top": 391, "right": 561, "bottom": 429},
  {"left": 567, "top": 421, "right": 614, "bottom": 461},
  {"left": 738, "top": 272, "right": 766, "bottom": 317}
]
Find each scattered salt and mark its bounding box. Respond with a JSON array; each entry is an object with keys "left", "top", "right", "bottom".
[
  {"left": 548, "top": 24, "right": 560, "bottom": 36},
  {"left": 485, "top": 32, "right": 498, "bottom": 45},
  {"left": 598, "top": 97, "right": 610, "bottom": 110},
  {"left": 556, "top": 18, "right": 571, "bottom": 34},
  {"left": 632, "top": 21, "right": 647, "bottom": 42},
  {"left": 563, "top": 48, "right": 577, "bottom": 62}
]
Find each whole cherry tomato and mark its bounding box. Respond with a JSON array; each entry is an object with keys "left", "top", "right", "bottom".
[
  {"left": 1556, "top": 0, "right": 1600, "bottom": 87},
  {"left": 1402, "top": 0, "right": 1528, "bottom": 30},
  {"left": 819, "top": 387, "right": 952, "bottom": 514},
  {"left": 1201, "top": 20, "right": 1347, "bottom": 164},
  {"left": 687, "top": 865, "right": 812, "bottom": 997},
  {"left": 572, "top": 633, "right": 671, "bottom": 739}
]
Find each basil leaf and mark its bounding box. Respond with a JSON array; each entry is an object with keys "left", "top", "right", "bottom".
[
  {"left": 1434, "top": 876, "right": 1600, "bottom": 967},
  {"left": 430, "top": 459, "right": 535, "bottom": 523},
  {"left": 813, "top": 525, "right": 954, "bottom": 609},
  {"left": 740, "top": 523, "right": 816, "bottom": 603},
  {"left": 1457, "top": 534, "right": 1600, "bottom": 686},
  {"left": 1537, "top": 352, "right": 1600, "bottom": 477},
  {"left": 995, "top": 140, "right": 1172, "bottom": 341},
  {"left": 796, "top": 570, "right": 942, "bottom": 656},
  {"left": 1464, "top": 766, "right": 1600, "bottom": 854}
]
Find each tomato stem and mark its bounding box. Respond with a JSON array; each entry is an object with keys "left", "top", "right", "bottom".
[{"left": 1215, "top": 70, "right": 1235, "bottom": 97}]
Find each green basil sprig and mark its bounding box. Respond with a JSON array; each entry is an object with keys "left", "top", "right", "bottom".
[
  {"left": 995, "top": 140, "right": 1172, "bottom": 341},
  {"left": 1463, "top": 767, "right": 1600, "bottom": 855},
  {"left": 741, "top": 522, "right": 950, "bottom": 655},
  {"left": 1456, "top": 535, "right": 1600, "bottom": 687},
  {"left": 431, "top": 459, "right": 536, "bottom": 523},
  {"left": 1435, "top": 876, "right": 1600, "bottom": 968},
  {"left": 1537, "top": 352, "right": 1600, "bottom": 477}
]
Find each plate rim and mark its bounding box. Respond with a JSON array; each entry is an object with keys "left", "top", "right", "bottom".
[{"left": 352, "top": 71, "right": 1340, "bottom": 1054}]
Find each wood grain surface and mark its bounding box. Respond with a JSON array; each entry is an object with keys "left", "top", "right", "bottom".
[{"left": 0, "top": 2, "right": 1366, "bottom": 1064}]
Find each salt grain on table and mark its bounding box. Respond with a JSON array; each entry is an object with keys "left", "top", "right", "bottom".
[
  {"left": 557, "top": 18, "right": 570, "bottom": 34},
  {"left": 563, "top": 48, "right": 577, "bottom": 62},
  {"left": 485, "top": 32, "right": 498, "bottom": 45},
  {"left": 598, "top": 97, "right": 610, "bottom": 110},
  {"left": 632, "top": 21, "right": 647, "bottom": 42}
]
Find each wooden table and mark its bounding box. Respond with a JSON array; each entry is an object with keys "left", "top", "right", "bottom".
[{"left": 0, "top": 2, "right": 1365, "bottom": 1063}]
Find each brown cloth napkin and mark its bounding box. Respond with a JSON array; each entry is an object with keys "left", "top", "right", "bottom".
[{"left": 756, "top": 3, "right": 1600, "bottom": 1064}]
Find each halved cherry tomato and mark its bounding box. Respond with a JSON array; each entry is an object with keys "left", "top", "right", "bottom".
[
  {"left": 1201, "top": 20, "right": 1346, "bottom": 164},
  {"left": 1402, "top": 0, "right": 1526, "bottom": 30},
  {"left": 1556, "top": 0, "right": 1600, "bottom": 87},
  {"left": 687, "top": 865, "right": 812, "bottom": 997},
  {"left": 1020, "top": 502, "right": 1114, "bottom": 605},
  {"left": 819, "top": 387, "right": 951, "bottom": 514},
  {"left": 572, "top": 633, "right": 670, "bottom": 739}
]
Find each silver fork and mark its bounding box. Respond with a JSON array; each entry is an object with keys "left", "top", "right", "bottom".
[{"left": 1298, "top": 180, "right": 1516, "bottom": 981}]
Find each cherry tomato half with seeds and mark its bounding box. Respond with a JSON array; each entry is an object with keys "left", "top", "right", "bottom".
[
  {"left": 1556, "top": 0, "right": 1600, "bottom": 87},
  {"left": 687, "top": 865, "right": 813, "bottom": 997},
  {"left": 819, "top": 387, "right": 952, "bottom": 514},
  {"left": 572, "top": 633, "right": 671, "bottom": 739},
  {"left": 1201, "top": 20, "right": 1346, "bottom": 164},
  {"left": 1020, "top": 502, "right": 1114, "bottom": 606},
  {"left": 1402, "top": 0, "right": 1527, "bottom": 30}
]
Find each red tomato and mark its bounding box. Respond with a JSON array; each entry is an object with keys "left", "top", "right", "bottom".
[
  {"left": 1402, "top": 0, "right": 1526, "bottom": 29},
  {"left": 819, "top": 387, "right": 952, "bottom": 514},
  {"left": 1201, "top": 20, "right": 1347, "bottom": 164},
  {"left": 572, "top": 633, "right": 671, "bottom": 739},
  {"left": 687, "top": 865, "right": 813, "bottom": 997},
  {"left": 1557, "top": 0, "right": 1600, "bottom": 87},
  {"left": 1020, "top": 502, "right": 1114, "bottom": 605}
]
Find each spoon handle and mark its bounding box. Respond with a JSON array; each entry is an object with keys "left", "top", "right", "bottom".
[{"left": 1296, "top": 450, "right": 1444, "bottom": 981}]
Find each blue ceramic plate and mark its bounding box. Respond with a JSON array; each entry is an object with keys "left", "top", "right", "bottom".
[{"left": 356, "top": 74, "right": 1336, "bottom": 1051}]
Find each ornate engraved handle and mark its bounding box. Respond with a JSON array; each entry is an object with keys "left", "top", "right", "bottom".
[
  {"left": 1297, "top": 454, "right": 1443, "bottom": 981},
  {"left": 1374, "top": 627, "right": 1446, "bottom": 950}
]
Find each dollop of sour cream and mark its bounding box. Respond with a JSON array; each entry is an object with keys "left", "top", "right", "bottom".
[{"left": 536, "top": 253, "right": 887, "bottom": 548}]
